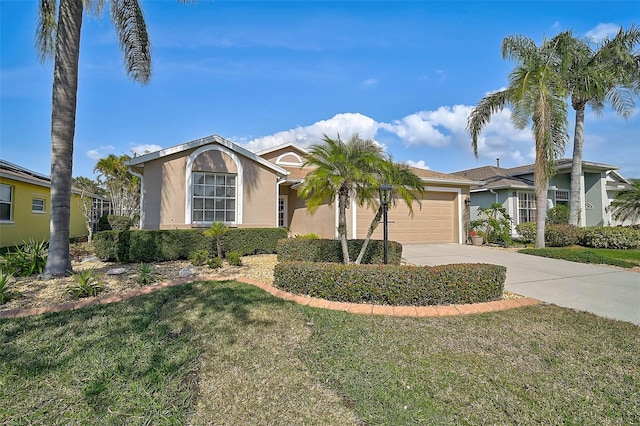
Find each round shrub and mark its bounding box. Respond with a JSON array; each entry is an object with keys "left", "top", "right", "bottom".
[
  {"left": 273, "top": 261, "right": 506, "bottom": 306},
  {"left": 515, "top": 222, "right": 536, "bottom": 244},
  {"left": 544, "top": 224, "right": 581, "bottom": 247},
  {"left": 107, "top": 215, "right": 133, "bottom": 231},
  {"left": 189, "top": 250, "right": 209, "bottom": 266}
]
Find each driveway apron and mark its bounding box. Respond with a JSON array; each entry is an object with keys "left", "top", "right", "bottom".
[{"left": 402, "top": 243, "right": 640, "bottom": 325}]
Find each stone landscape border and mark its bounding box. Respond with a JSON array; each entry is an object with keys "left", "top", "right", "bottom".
[{"left": 0, "top": 274, "right": 540, "bottom": 319}]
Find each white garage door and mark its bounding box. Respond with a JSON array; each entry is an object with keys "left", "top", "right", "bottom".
[{"left": 355, "top": 192, "right": 458, "bottom": 244}]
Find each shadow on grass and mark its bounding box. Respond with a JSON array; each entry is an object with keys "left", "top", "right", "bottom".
[{"left": 0, "top": 280, "right": 290, "bottom": 424}]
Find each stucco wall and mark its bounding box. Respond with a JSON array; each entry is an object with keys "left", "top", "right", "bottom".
[
  {"left": 287, "top": 189, "right": 335, "bottom": 238},
  {"left": 142, "top": 152, "right": 187, "bottom": 229},
  {"left": 584, "top": 172, "right": 604, "bottom": 226},
  {"left": 0, "top": 178, "right": 87, "bottom": 247},
  {"left": 240, "top": 156, "right": 279, "bottom": 227},
  {"left": 140, "top": 144, "right": 279, "bottom": 229}
]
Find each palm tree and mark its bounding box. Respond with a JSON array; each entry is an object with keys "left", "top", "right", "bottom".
[
  {"left": 37, "top": 0, "right": 151, "bottom": 277},
  {"left": 354, "top": 159, "right": 424, "bottom": 264},
  {"left": 94, "top": 154, "right": 140, "bottom": 217},
  {"left": 298, "top": 134, "right": 386, "bottom": 263},
  {"left": 551, "top": 26, "right": 640, "bottom": 226},
  {"left": 610, "top": 179, "right": 640, "bottom": 224},
  {"left": 467, "top": 35, "right": 569, "bottom": 248},
  {"left": 204, "top": 221, "right": 229, "bottom": 259}
]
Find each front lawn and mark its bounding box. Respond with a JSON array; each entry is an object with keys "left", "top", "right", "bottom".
[
  {"left": 518, "top": 247, "right": 640, "bottom": 268},
  {"left": 1, "top": 281, "right": 638, "bottom": 425}
]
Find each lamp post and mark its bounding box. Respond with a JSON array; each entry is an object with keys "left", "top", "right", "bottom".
[{"left": 379, "top": 183, "right": 393, "bottom": 264}]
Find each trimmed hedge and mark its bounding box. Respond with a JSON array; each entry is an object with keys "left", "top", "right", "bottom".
[
  {"left": 94, "top": 227, "right": 288, "bottom": 262},
  {"left": 545, "top": 224, "right": 582, "bottom": 247},
  {"left": 580, "top": 226, "right": 640, "bottom": 249},
  {"left": 273, "top": 261, "right": 506, "bottom": 306},
  {"left": 225, "top": 228, "right": 288, "bottom": 255},
  {"left": 277, "top": 238, "right": 402, "bottom": 265}
]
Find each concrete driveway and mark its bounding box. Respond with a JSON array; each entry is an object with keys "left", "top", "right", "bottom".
[{"left": 402, "top": 243, "right": 640, "bottom": 325}]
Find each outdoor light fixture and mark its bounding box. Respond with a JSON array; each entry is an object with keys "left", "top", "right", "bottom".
[
  {"left": 464, "top": 198, "right": 472, "bottom": 207},
  {"left": 379, "top": 183, "right": 393, "bottom": 264}
]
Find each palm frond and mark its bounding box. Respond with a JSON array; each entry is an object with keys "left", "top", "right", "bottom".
[
  {"left": 110, "top": 0, "right": 152, "bottom": 83},
  {"left": 611, "top": 180, "right": 640, "bottom": 223},
  {"left": 35, "top": 0, "right": 57, "bottom": 63},
  {"left": 466, "top": 89, "right": 510, "bottom": 156}
]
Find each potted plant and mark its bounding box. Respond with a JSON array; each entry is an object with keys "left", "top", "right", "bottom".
[
  {"left": 469, "top": 219, "right": 486, "bottom": 245},
  {"left": 470, "top": 229, "right": 484, "bottom": 245}
]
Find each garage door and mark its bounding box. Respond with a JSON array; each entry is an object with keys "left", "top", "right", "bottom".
[{"left": 355, "top": 191, "right": 457, "bottom": 244}]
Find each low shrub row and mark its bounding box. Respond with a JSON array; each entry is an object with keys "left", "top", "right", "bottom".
[
  {"left": 277, "top": 238, "right": 402, "bottom": 265},
  {"left": 515, "top": 224, "right": 640, "bottom": 249},
  {"left": 94, "top": 228, "right": 288, "bottom": 262},
  {"left": 580, "top": 226, "right": 640, "bottom": 249},
  {"left": 273, "top": 261, "right": 506, "bottom": 306}
]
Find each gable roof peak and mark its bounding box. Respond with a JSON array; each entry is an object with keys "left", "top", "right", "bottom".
[
  {"left": 254, "top": 142, "right": 309, "bottom": 156},
  {"left": 126, "top": 134, "right": 288, "bottom": 176}
]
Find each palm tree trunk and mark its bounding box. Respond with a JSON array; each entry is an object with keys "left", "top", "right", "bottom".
[
  {"left": 535, "top": 182, "right": 548, "bottom": 249},
  {"left": 568, "top": 102, "right": 585, "bottom": 226},
  {"left": 337, "top": 191, "right": 350, "bottom": 264},
  {"left": 44, "top": 0, "right": 83, "bottom": 278},
  {"left": 355, "top": 206, "right": 382, "bottom": 264}
]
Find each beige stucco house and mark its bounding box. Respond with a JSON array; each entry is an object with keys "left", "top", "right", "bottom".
[{"left": 126, "top": 134, "right": 478, "bottom": 244}]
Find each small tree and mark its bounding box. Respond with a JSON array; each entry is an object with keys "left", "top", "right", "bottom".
[
  {"left": 299, "top": 134, "right": 386, "bottom": 264},
  {"left": 474, "top": 203, "right": 513, "bottom": 246},
  {"left": 72, "top": 176, "right": 103, "bottom": 244},
  {"left": 204, "top": 221, "right": 228, "bottom": 259},
  {"left": 94, "top": 154, "right": 140, "bottom": 218}
]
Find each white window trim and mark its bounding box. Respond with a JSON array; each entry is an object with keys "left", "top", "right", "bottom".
[
  {"left": 0, "top": 183, "right": 13, "bottom": 223},
  {"left": 275, "top": 152, "right": 304, "bottom": 166},
  {"left": 185, "top": 145, "right": 243, "bottom": 226},
  {"left": 517, "top": 191, "right": 537, "bottom": 224},
  {"left": 32, "top": 197, "right": 46, "bottom": 213}
]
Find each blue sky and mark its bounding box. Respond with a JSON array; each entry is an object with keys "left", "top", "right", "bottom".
[{"left": 1, "top": 1, "right": 639, "bottom": 180}]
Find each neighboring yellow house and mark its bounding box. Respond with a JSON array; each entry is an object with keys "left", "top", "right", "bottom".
[{"left": 0, "top": 160, "right": 89, "bottom": 248}]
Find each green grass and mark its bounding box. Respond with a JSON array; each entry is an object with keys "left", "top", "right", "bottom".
[
  {"left": 518, "top": 247, "right": 640, "bottom": 268},
  {"left": 1, "top": 281, "right": 638, "bottom": 425}
]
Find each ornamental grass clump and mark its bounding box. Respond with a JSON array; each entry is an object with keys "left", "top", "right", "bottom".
[
  {"left": 66, "top": 269, "right": 104, "bottom": 298},
  {"left": 0, "top": 239, "right": 48, "bottom": 277},
  {"left": 138, "top": 263, "right": 154, "bottom": 285},
  {"left": 0, "top": 272, "right": 14, "bottom": 304}
]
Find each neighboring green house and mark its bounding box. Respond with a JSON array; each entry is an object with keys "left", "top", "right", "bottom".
[
  {"left": 454, "top": 159, "right": 636, "bottom": 236},
  {"left": 0, "top": 160, "right": 107, "bottom": 248}
]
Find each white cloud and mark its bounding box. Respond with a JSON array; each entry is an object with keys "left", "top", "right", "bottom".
[
  {"left": 381, "top": 105, "right": 472, "bottom": 147},
  {"left": 86, "top": 150, "right": 102, "bottom": 161},
  {"left": 405, "top": 160, "right": 431, "bottom": 170},
  {"left": 381, "top": 113, "right": 450, "bottom": 147},
  {"left": 244, "top": 104, "right": 537, "bottom": 169},
  {"left": 585, "top": 23, "right": 620, "bottom": 42},
  {"left": 131, "top": 143, "right": 162, "bottom": 156},
  {"left": 245, "top": 113, "right": 380, "bottom": 152},
  {"left": 85, "top": 145, "right": 115, "bottom": 160},
  {"left": 360, "top": 78, "right": 378, "bottom": 88}
]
